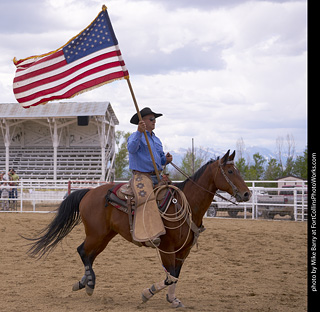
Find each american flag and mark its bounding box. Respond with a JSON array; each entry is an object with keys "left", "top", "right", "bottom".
[{"left": 13, "top": 7, "right": 129, "bottom": 108}]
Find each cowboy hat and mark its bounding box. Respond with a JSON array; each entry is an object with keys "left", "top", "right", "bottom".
[{"left": 130, "top": 107, "right": 163, "bottom": 125}]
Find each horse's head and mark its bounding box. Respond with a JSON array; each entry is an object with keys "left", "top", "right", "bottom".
[{"left": 214, "top": 150, "right": 251, "bottom": 202}]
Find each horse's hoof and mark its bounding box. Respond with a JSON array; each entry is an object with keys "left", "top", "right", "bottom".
[
  {"left": 171, "top": 300, "right": 185, "bottom": 308},
  {"left": 72, "top": 281, "right": 85, "bottom": 291},
  {"left": 141, "top": 293, "right": 149, "bottom": 303},
  {"left": 72, "top": 282, "right": 80, "bottom": 291},
  {"left": 141, "top": 288, "right": 153, "bottom": 303},
  {"left": 85, "top": 284, "right": 94, "bottom": 296},
  {"left": 166, "top": 295, "right": 185, "bottom": 308}
]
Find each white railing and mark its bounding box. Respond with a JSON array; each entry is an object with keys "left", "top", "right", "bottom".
[
  {"left": 207, "top": 180, "right": 308, "bottom": 221},
  {"left": 0, "top": 180, "right": 308, "bottom": 221},
  {"left": 0, "top": 180, "right": 108, "bottom": 213}
]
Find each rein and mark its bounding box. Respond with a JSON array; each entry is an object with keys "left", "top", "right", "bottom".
[{"left": 170, "top": 162, "right": 238, "bottom": 205}]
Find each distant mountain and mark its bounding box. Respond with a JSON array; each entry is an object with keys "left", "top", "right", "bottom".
[
  {"left": 169, "top": 145, "right": 303, "bottom": 167},
  {"left": 235, "top": 146, "right": 276, "bottom": 164},
  {"left": 170, "top": 147, "right": 222, "bottom": 165}
]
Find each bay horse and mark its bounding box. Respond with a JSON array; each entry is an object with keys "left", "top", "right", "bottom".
[{"left": 26, "top": 150, "right": 250, "bottom": 308}]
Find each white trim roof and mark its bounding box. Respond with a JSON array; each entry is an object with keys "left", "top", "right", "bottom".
[{"left": 0, "top": 102, "right": 119, "bottom": 125}]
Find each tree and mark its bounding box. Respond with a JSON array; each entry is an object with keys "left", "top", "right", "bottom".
[
  {"left": 236, "top": 137, "right": 246, "bottom": 161},
  {"left": 283, "top": 156, "right": 295, "bottom": 177},
  {"left": 275, "top": 134, "right": 296, "bottom": 176},
  {"left": 235, "top": 137, "right": 252, "bottom": 179},
  {"left": 293, "top": 148, "right": 308, "bottom": 179},
  {"left": 283, "top": 134, "right": 296, "bottom": 176},
  {"left": 169, "top": 147, "right": 209, "bottom": 180},
  {"left": 233, "top": 136, "right": 306, "bottom": 181},
  {"left": 275, "top": 136, "right": 284, "bottom": 173},
  {"left": 235, "top": 157, "right": 249, "bottom": 179},
  {"left": 246, "top": 153, "right": 266, "bottom": 180},
  {"left": 264, "top": 158, "right": 282, "bottom": 180},
  {"left": 114, "top": 131, "right": 131, "bottom": 179}
]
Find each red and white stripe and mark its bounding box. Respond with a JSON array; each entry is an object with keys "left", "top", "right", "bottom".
[{"left": 13, "top": 45, "right": 129, "bottom": 108}]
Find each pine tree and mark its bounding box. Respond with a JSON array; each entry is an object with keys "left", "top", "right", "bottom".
[
  {"left": 235, "top": 157, "right": 249, "bottom": 179},
  {"left": 246, "top": 153, "right": 266, "bottom": 180},
  {"left": 292, "top": 148, "right": 307, "bottom": 179},
  {"left": 264, "top": 158, "right": 282, "bottom": 180}
]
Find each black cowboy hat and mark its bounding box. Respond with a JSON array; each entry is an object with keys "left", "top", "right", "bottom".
[{"left": 130, "top": 107, "right": 163, "bottom": 125}]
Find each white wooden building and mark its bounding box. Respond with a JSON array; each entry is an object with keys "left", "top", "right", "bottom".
[
  {"left": 0, "top": 102, "right": 119, "bottom": 181},
  {"left": 277, "top": 175, "right": 305, "bottom": 188}
]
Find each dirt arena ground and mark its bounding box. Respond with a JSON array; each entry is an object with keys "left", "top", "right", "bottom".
[{"left": 1, "top": 213, "right": 307, "bottom": 312}]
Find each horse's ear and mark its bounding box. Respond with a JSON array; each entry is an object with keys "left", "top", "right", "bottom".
[
  {"left": 221, "top": 150, "right": 230, "bottom": 165},
  {"left": 229, "top": 150, "right": 236, "bottom": 161}
]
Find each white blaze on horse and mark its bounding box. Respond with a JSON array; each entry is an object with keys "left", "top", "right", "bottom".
[{"left": 25, "top": 150, "right": 250, "bottom": 308}]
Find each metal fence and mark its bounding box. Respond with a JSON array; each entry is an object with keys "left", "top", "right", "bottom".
[
  {"left": 0, "top": 180, "right": 308, "bottom": 221},
  {"left": 0, "top": 180, "right": 108, "bottom": 213},
  {"left": 206, "top": 180, "right": 308, "bottom": 221}
]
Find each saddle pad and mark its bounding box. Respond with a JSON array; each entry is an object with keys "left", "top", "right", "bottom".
[
  {"left": 131, "top": 173, "right": 166, "bottom": 242},
  {"left": 110, "top": 183, "right": 125, "bottom": 196}
]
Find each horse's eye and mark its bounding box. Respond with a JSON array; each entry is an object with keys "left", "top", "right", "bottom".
[{"left": 228, "top": 169, "right": 233, "bottom": 174}]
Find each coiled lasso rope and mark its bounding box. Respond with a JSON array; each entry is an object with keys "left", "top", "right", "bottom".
[
  {"left": 142, "top": 184, "right": 192, "bottom": 254},
  {"left": 142, "top": 184, "right": 193, "bottom": 282}
]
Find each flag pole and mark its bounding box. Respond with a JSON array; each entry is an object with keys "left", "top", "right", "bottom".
[{"left": 126, "top": 78, "right": 161, "bottom": 183}]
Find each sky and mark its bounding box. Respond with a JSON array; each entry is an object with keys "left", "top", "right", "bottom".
[{"left": 0, "top": 0, "right": 307, "bottom": 155}]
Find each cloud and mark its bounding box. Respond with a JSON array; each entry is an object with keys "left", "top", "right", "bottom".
[
  {"left": 0, "top": 0, "right": 307, "bottom": 154},
  {"left": 127, "top": 0, "right": 299, "bottom": 10}
]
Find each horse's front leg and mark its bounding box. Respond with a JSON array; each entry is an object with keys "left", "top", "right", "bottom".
[
  {"left": 141, "top": 276, "right": 184, "bottom": 308},
  {"left": 141, "top": 279, "right": 169, "bottom": 303},
  {"left": 165, "top": 248, "right": 191, "bottom": 308},
  {"left": 166, "top": 283, "right": 184, "bottom": 308},
  {"left": 141, "top": 253, "right": 177, "bottom": 303},
  {"left": 141, "top": 269, "right": 177, "bottom": 303}
]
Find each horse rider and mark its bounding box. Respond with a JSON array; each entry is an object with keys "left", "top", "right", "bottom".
[
  {"left": 127, "top": 107, "right": 173, "bottom": 186},
  {"left": 127, "top": 107, "right": 172, "bottom": 247}
]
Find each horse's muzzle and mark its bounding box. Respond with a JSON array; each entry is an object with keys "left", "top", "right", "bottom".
[{"left": 236, "top": 191, "right": 251, "bottom": 202}]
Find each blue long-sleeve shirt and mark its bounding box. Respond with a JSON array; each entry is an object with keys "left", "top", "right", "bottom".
[{"left": 127, "top": 131, "right": 167, "bottom": 172}]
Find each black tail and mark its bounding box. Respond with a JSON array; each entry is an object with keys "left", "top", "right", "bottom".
[{"left": 25, "top": 189, "right": 90, "bottom": 258}]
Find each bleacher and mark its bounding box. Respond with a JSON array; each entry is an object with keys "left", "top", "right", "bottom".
[
  {"left": 0, "top": 102, "right": 119, "bottom": 182},
  {"left": 0, "top": 147, "right": 104, "bottom": 180}
]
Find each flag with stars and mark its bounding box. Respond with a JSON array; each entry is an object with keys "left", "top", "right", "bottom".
[{"left": 13, "top": 6, "right": 129, "bottom": 108}]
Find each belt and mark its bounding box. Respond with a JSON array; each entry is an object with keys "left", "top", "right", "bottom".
[{"left": 132, "top": 170, "right": 161, "bottom": 175}]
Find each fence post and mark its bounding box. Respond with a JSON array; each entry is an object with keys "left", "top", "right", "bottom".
[
  {"left": 251, "top": 182, "right": 255, "bottom": 219},
  {"left": 20, "top": 180, "right": 23, "bottom": 212},
  {"left": 301, "top": 187, "right": 305, "bottom": 221},
  {"left": 293, "top": 189, "right": 297, "bottom": 221},
  {"left": 68, "top": 180, "right": 71, "bottom": 195}
]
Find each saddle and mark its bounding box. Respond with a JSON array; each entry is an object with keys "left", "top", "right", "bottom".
[
  {"left": 106, "top": 182, "right": 170, "bottom": 212},
  {"left": 105, "top": 173, "right": 172, "bottom": 244}
]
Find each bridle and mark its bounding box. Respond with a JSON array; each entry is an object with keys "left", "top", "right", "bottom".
[
  {"left": 217, "top": 160, "right": 242, "bottom": 202},
  {"left": 170, "top": 161, "right": 239, "bottom": 205}
]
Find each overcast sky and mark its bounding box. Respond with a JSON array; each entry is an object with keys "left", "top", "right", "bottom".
[{"left": 0, "top": 0, "right": 307, "bottom": 155}]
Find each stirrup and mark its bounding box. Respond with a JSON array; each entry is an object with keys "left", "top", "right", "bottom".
[{"left": 145, "top": 238, "right": 161, "bottom": 248}]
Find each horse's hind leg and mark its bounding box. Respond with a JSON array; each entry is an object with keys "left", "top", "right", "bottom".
[
  {"left": 72, "top": 241, "right": 96, "bottom": 295},
  {"left": 73, "top": 231, "right": 117, "bottom": 296}
]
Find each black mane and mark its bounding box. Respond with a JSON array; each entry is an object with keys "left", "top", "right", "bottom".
[{"left": 174, "top": 158, "right": 219, "bottom": 190}]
